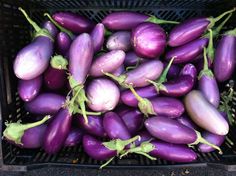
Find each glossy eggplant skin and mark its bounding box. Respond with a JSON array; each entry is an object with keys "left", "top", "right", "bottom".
[
  {"left": 103, "top": 112, "right": 131, "bottom": 140},
  {"left": 214, "top": 35, "right": 236, "bottom": 82},
  {"left": 64, "top": 128, "right": 83, "bottom": 147},
  {"left": 18, "top": 75, "right": 42, "bottom": 102},
  {"left": 131, "top": 22, "right": 166, "bottom": 58},
  {"left": 107, "top": 31, "right": 131, "bottom": 52},
  {"left": 14, "top": 36, "right": 53, "bottom": 80},
  {"left": 163, "top": 62, "right": 180, "bottom": 79},
  {"left": 43, "top": 21, "right": 58, "bottom": 38},
  {"left": 184, "top": 90, "right": 229, "bottom": 135},
  {"left": 91, "top": 23, "right": 105, "bottom": 52},
  {"left": 76, "top": 115, "right": 107, "bottom": 137},
  {"left": 56, "top": 32, "right": 72, "bottom": 56},
  {"left": 83, "top": 135, "right": 116, "bottom": 160},
  {"left": 165, "top": 38, "right": 208, "bottom": 64},
  {"left": 177, "top": 114, "right": 198, "bottom": 130},
  {"left": 43, "top": 108, "right": 72, "bottom": 154},
  {"left": 53, "top": 12, "right": 94, "bottom": 34},
  {"left": 133, "top": 131, "right": 153, "bottom": 147},
  {"left": 150, "top": 140, "right": 197, "bottom": 162},
  {"left": 180, "top": 64, "right": 197, "bottom": 79},
  {"left": 25, "top": 93, "right": 65, "bottom": 115}
]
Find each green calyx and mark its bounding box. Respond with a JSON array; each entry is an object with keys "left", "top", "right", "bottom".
[
  {"left": 3, "top": 115, "right": 50, "bottom": 145},
  {"left": 103, "top": 71, "right": 128, "bottom": 88},
  {"left": 50, "top": 55, "right": 68, "bottom": 70},
  {"left": 147, "top": 15, "right": 179, "bottom": 24},
  {"left": 198, "top": 47, "right": 214, "bottom": 79}
]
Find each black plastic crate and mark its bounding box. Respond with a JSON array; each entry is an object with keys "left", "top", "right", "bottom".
[{"left": 0, "top": 0, "right": 236, "bottom": 172}]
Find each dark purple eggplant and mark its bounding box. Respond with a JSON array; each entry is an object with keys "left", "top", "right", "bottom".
[
  {"left": 14, "top": 8, "right": 53, "bottom": 80},
  {"left": 87, "top": 78, "right": 120, "bottom": 112},
  {"left": 76, "top": 115, "right": 107, "bottom": 137},
  {"left": 184, "top": 90, "right": 229, "bottom": 135},
  {"left": 163, "top": 62, "right": 181, "bottom": 79},
  {"left": 131, "top": 22, "right": 166, "bottom": 58},
  {"left": 124, "top": 51, "right": 145, "bottom": 67},
  {"left": 56, "top": 32, "right": 72, "bottom": 56},
  {"left": 145, "top": 116, "right": 222, "bottom": 153},
  {"left": 52, "top": 12, "right": 94, "bottom": 34},
  {"left": 3, "top": 115, "right": 49, "bottom": 148},
  {"left": 18, "top": 75, "right": 42, "bottom": 102},
  {"left": 107, "top": 31, "right": 131, "bottom": 52},
  {"left": 43, "top": 21, "right": 58, "bottom": 38},
  {"left": 91, "top": 23, "right": 105, "bottom": 52},
  {"left": 64, "top": 128, "right": 83, "bottom": 147},
  {"left": 180, "top": 63, "right": 197, "bottom": 79},
  {"left": 103, "top": 112, "right": 131, "bottom": 140},
  {"left": 198, "top": 47, "right": 220, "bottom": 107},
  {"left": 43, "top": 108, "right": 72, "bottom": 154},
  {"left": 102, "top": 11, "right": 179, "bottom": 30},
  {"left": 168, "top": 8, "right": 235, "bottom": 47},
  {"left": 89, "top": 50, "right": 125, "bottom": 77},
  {"left": 25, "top": 93, "right": 65, "bottom": 115},
  {"left": 177, "top": 114, "right": 198, "bottom": 130}
]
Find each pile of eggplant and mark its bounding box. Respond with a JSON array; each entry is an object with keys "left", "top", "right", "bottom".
[{"left": 3, "top": 7, "right": 236, "bottom": 168}]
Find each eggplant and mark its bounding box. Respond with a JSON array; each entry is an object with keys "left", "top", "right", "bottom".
[
  {"left": 180, "top": 63, "right": 197, "bottom": 79},
  {"left": 64, "top": 128, "right": 83, "bottom": 147},
  {"left": 3, "top": 115, "right": 49, "bottom": 148},
  {"left": 14, "top": 8, "right": 53, "bottom": 80},
  {"left": 163, "top": 62, "right": 180, "bottom": 79},
  {"left": 131, "top": 22, "right": 166, "bottom": 58},
  {"left": 214, "top": 28, "right": 236, "bottom": 82},
  {"left": 90, "top": 23, "right": 105, "bottom": 52},
  {"left": 184, "top": 90, "right": 229, "bottom": 135},
  {"left": 124, "top": 51, "right": 145, "bottom": 67},
  {"left": 103, "top": 112, "right": 131, "bottom": 140},
  {"left": 145, "top": 116, "right": 222, "bottom": 153},
  {"left": 89, "top": 50, "right": 125, "bottom": 77},
  {"left": 43, "top": 21, "right": 58, "bottom": 38},
  {"left": 52, "top": 12, "right": 94, "bottom": 34},
  {"left": 177, "top": 114, "right": 198, "bottom": 130},
  {"left": 168, "top": 8, "right": 235, "bottom": 47},
  {"left": 76, "top": 115, "right": 107, "bottom": 137},
  {"left": 106, "top": 31, "right": 131, "bottom": 52},
  {"left": 112, "top": 64, "right": 125, "bottom": 76},
  {"left": 18, "top": 75, "right": 42, "bottom": 102},
  {"left": 25, "top": 93, "right": 65, "bottom": 115},
  {"left": 102, "top": 11, "right": 179, "bottom": 30},
  {"left": 87, "top": 78, "right": 120, "bottom": 112},
  {"left": 43, "top": 108, "right": 72, "bottom": 154},
  {"left": 133, "top": 131, "right": 153, "bottom": 147},
  {"left": 56, "top": 32, "right": 72, "bottom": 56},
  {"left": 198, "top": 47, "right": 219, "bottom": 107}
]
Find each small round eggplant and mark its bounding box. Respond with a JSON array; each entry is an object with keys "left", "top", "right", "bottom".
[
  {"left": 131, "top": 22, "right": 166, "bottom": 58},
  {"left": 18, "top": 75, "right": 42, "bottom": 102},
  {"left": 25, "top": 93, "right": 65, "bottom": 115},
  {"left": 90, "top": 23, "right": 105, "bottom": 52},
  {"left": 184, "top": 90, "right": 229, "bottom": 135},
  {"left": 103, "top": 112, "right": 131, "bottom": 140},
  {"left": 87, "top": 78, "right": 120, "bottom": 112},
  {"left": 64, "top": 128, "right": 83, "bottom": 147},
  {"left": 177, "top": 114, "right": 198, "bottom": 130},
  {"left": 76, "top": 115, "right": 107, "bottom": 137},
  {"left": 89, "top": 50, "right": 125, "bottom": 77},
  {"left": 124, "top": 51, "right": 145, "bottom": 67},
  {"left": 43, "top": 21, "right": 58, "bottom": 38},
  {"left": 56, "top": 32, "right": 72, "bottom": 56},
  {"left": 107, "top": 31, "right": 131, "bottom": 52}
]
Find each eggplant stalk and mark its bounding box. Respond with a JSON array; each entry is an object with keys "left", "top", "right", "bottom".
[
  {"left": 198, "top": 47, "right": 214, "bottom": 79},
  {"left": 147, "top": 15, "right": 179, "bottom": 24}
]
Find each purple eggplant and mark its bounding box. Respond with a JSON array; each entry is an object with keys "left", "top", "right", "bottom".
[
  {"left": 64, "top": 128, "right": 83, "bottom": 147},
  {"left": 145, "top": 116, "right": 222, "bottom": 153},
  {"left": 180, "top": 63, "right": 197, "bottom": 79},
  {"left": 43, "top": 21, "right": 58, "bottom": 38},
  {"left": 14, "top": 8, "right": 53, "bottom": 80},
  {"left": 76, "top": 115, "right": 107, "bottom": 137},
  {"left": 163, "top": 62, "right": 180, "bottom": 79},
  {"left": 91, "top": 23, "right": 105, "bottom": 52},
  {"left": 184, "top": 90, "right": 229, "bottom": 135},
  {"left": 89, "top": 50, "right": 125, "bottom": 77},
  {"left": 124, "top": 52, "right": 145, "bottom": 70},
  {"left": 168, "top": 8, "right": 235, "bottom": 47},
  {"left": 119, "top": 109, "right": 144, "bottom": 135},
  {"left": 52, "top": 12, "right": 94, "bottom": 34},
  {"left": 133, "top": 131, "right": 153, "bottom": 147},
  {"left": 177, "top": 114, "right": 198, "bottom": 130},
  {"left": 102, "top": 11, "right": 179, "bottom": 30},
  {"left": 106, "top": 31, "right": 131, "bottom": 52},
  {"left": 198, "top": 131, "right": 225, "bottom": 153},
  {"left": 18, "top": 75, "right": 42, "bottom": 102},
  {"left": 199, "top": 47, "right": 220, "bottom": 107},
  {"left": 131, "top": 22, "right": 166, "bottom": 58},
  {"left": 103, "top": 112, "right": 131, "bottom": 140},
  {"left": 3, "top": 115, "right": 49, "bottom": 148},
  {"left": 112, "top": 64, "right": 125, "bottom": 76},
  {"left": 56, "top": 32, "right": 72, "bottom": 56},
  {"left": 214, "top": 28, "right": 236, "bottom": 82},
  {"left": 43, "top": 108, "right": 72, "bottom": 154},
  {"left": 87, "top": 78, "right": 120, "bottom": 112},
  {"left": 25, "top": 93, "right": 65, "bottom": 115}
]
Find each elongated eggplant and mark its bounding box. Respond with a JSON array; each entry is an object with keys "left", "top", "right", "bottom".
[
  {"left": 87, "top": 78, "right": 120, "bottom": 112},
  {"left": 89, "top": 50, "right": 125, "bottom": 77},
  {"left": 3, "top": 116, "right": 49, "bottom": 148},
  {"left": 168, "top": 8, "right": 235, "bottom": 47},
  {"left": 177, "top": 114, "right": 198, "bottom": 130},
  {"left": 25, "top": 93, "right": 65, "bottom": 115},
  {"left": 43, "top": 108, "right": 72, "bottom": 154},
  {"left": 43, "top": 21, "right": 58, "bottom": 38},
  {"left": 184, "top": 90, "right": 229, "bottom": 135},
  {"left": 102, "top": 11, "right": 179, "bottom": 30},
  {"left": 14, "top": 8, "right": 53, "bottom": 80},
  {"left": 180, "top": 63, "right": 197, "bottom": 79},
  {"left": 124, "top": 51, "right": 145, "bottom": 67},
  {"left": 64, "top": 128, "right": 83, "bottom": 147},
  {"left": 76, "top": 115, "right": 107, "bottom": 137},
  {"left": 91, "top": 23, "right": 105, "bottom": 52},
  {"left": 53, "top": 12, "right": 94, "bottom": 34},
  {"left": 56, "top": 32, "right": 72, "bottom": 56},
  {"left": 18, "top": 75, "right": 42, "bottom": 102},
  {"left": 107, "top": 31, "right": 131, "bottom": 52},
  {"left": 131, "top": 22, "right": 166, "bottom": 58}
]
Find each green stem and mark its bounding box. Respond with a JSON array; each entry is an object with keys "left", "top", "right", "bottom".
[
  {"left": 23, "top": 115, "right": 50, "bottom": 130},
  {"left": 77, "top": 88, "right": 89, "bottom": 124},
  {"left": 215, "top": 13, "right": 232, "bottom": 34},
  {"left": 213, "top": 7, "right": 236, "bottom": 23},
  {"left": 203, "top": 47, "right": 209, "bottom": 71},
  {"left": 128, "top": 86, "right": 144, "bottom": 103},
  {"left": 125, "top": 58, "right": 141, "bottom": 71},
  {"left": 135, "top": 152, "right": 156, "bottom": 160},
  {"left": 147, "top": 16, "right": 179, "bottom": 24},
  {"left": 76, "top": 109, "right": 101, "bottom": 116},
  {"left": 158, "top": 57, "right": 175, "bottom": 84},
  {"left": 198, "top": 47, "right": 214, "bottom": 79},
  {"left": 50, "top": 55, "right": 68, "bottom": 70},
  {"left": 206, "top": 29, "right": 214, "bottom": 64},
  {"left": 103, "top": 72, "right": 127, "bottom": 87},
  {"left": 225, "top": 27, "right": 236, "bottom": 36},
  {"left": 99, "top": 157, "right": 115, "bottom": 169}
]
